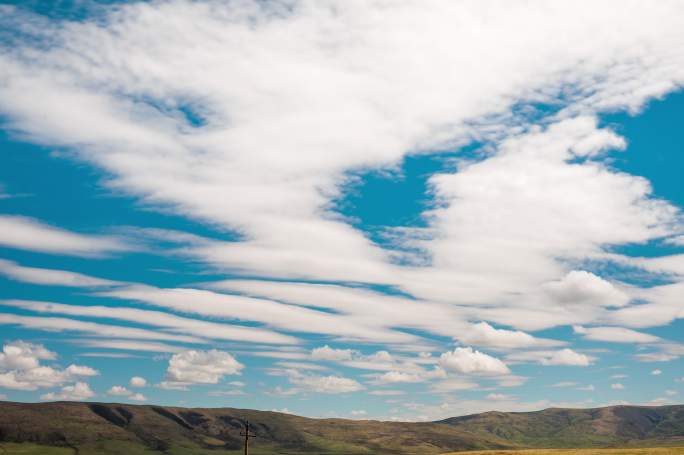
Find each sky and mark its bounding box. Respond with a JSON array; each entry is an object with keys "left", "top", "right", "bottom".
[{"left": 0, "top": 0, "right": 683, "bottom": 421}]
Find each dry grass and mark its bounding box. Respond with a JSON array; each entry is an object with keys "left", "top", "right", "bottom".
[{"left": 442, "top": 448, "right": 684, "bottom": 455}]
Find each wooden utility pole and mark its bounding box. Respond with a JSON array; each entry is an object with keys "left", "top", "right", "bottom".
[{"left": 240, "top": 420, "right": 257, "bottom": 455}]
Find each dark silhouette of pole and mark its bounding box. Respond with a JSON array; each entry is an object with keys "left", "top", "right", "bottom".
[{"left": 240, "top": 420, "right": 256, "bottom": 455}]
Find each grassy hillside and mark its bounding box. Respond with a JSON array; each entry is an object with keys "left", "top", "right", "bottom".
[
  {"left": 439, "top": 406, "right": 684, "bottom": 448},
  {"left": 0, "top": 402, "right": 683, "bottom": 455}
]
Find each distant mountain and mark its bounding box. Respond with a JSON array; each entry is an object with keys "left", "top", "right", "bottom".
[{"left": 0, "top": 402, "right": 683, "bottom": 454}]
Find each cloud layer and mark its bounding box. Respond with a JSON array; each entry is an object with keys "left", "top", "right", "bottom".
[{"left": 0, "top": 0, "right": 683, "bottom": 416}]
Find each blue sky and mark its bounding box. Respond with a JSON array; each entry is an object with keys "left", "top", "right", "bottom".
[{"left": 0, "top": 0, "right": 683, "bottom": 420}]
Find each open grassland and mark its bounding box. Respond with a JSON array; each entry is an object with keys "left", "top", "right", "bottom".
[{"left": 442, "top": 447, "right": 684, "bottom": 455}]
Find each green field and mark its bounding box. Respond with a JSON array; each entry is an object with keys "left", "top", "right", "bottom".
[
  {"left": 3, "top": 444, "right": 684, "bottom": 455},
  {"left": 443, "top": 448, "right": 684, "bottom": 455}
]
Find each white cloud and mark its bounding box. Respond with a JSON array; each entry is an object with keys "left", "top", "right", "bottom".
[
  {"left": 76, "top": 339, "right": 185, "bottom": 354},
  {"left": 634, "top": 343, "right": 684, "bottom": 363},
  {"left": 497, "top": 375, "right": 529, "bottom": 388},
  {"left": 275, "top": 362, "right": 328, "bottom": 371},
  {"left": 310, "top": 345, "right": 355, "bottom": 361},
  {"left": 41, "top": 382, "right": 94, "bottom": 401},
  {"left": 543, "top": 271, "right": 630, "bottom": 308},
  {"left": 101, "top": 285, "right": 415, "bottom": 344},
  {"left": 210, "top": 280, "right": 469, "bottom": 341},
  {"left": 577, "top": 384, "right": 595, "bottom": 391},
  {"left": 65, "top": 364, "right": 99, "bottom": 377},
  {"left": 573, "top": 325, "right": 661, "bottom": 344},
  {"left": 129, "top": 393, "right": 147, "bottom": 401},
  {"left": 486, "top": 393, "right": 514, "bottom": 401},
  {"left": 551, "top": 381, "right": 578, "bottom": 388},
  {"left": 456, "top": 322, "right": 564, "bottom": 350},
  {"left": 1, "top": 0, "right": 684, "bottom": 396},
  {"left": 368, "top": 390, "right": 405, "bottom": 396},
  {"left": 635, "top": 352, "right": 678, "bottom": 362},
  {"left": 0, "top": 340, "right": 56, "bottom": 370},
  {"left": 0, "top": 215, "right": 129, "bottom": 257},
  {"left": 611, "top": 281, "right": 684, "bottom": 329},
  {"left": 369, "top": 369, "right": 446, "bottom": 386},
  {"left": 611, "top": 383, "right": 625, "bottom": 390},
  {"left": 107, "top": 385, "right": 131, "bottom": 396},
  {"left": 430, "top": 378, "right": 479, "bottom": 393},
  {"left": 540, "top": 349, "right": 593, "bottom": 366},
  {"left": 439, "top": 347, "right": 510, "bottom": 375},
  {"left": 0, "top": 341, "right": 98, "bottom": 391},
  {"left": 0, "top": 259, "right": 121, "bottom": 287},
  {"left": 0, "top": 312, "right": 200, "bottom": 344},
  {"left": 0, "top": 1, "right": 681, "bottom": 338},
  {"left": 157, "top": 381, "right": 189, "bottom": 391},
  {"left": 129, "top": 376, "right": 147, "bottom": 387},
  {"left": 165, "top": 349, "right": 243, "bottom": 385},
  {"left": 3, "top": 299, "right": 297, "bottom": 345},
  {"left": 289, "top": 374, "right": 364, "bottom": 394},
  {"left": 106, "top": 385, "right": 147, "bottom": 401},
  {"left": 652, "top": 369, "right": 663, "bottom": 376},
  {"left": 507, "top": 348, "right": 593, "bottom": 366},
  {"left": 209, "top": 389, "right": 245, "bottom": 397}
]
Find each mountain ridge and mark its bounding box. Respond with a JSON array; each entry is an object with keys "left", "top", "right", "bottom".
[{"left": 1, "top": 401, "right": 683, "bottom": 454}]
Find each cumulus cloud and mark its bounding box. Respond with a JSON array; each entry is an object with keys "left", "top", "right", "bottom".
[
  {"left": 107, "top": 385, "right": 147, "bottom": 401},
  {"left": 107, "top": 385, "right": 131, "bottom": 396},
  {"left": 65, "top": 365, "right": 99, "bottom": 377},
  {"left": 41, "top": 382, "right": 95, "bottom": 401},
  {"left": 652, "top": 369, "right": 663, "bottom": 375},
  {"left": 164, "top": 349, "right": 244, "bottom": 387},
  {"left": 611, "top": 383, "right": 625, "bottom": 390},
  {"left": 129, "top": 376, "right": 147, "bottom": 387},
  {"left": 0, "top": 341, "right": 99, "bottom": 391},
  {"left": 0, "top": 340, "right": 56, "bottom": 370},
  {"left": 439, "top": 347, "right": 510, "bottom": 375},
  {"left": 543, "top": 271, "right": 630, "bottom": 308}
]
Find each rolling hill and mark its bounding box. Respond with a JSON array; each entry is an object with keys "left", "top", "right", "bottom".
[{"left": 0, "top": 402, "right": 683, "bottom": 454}]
